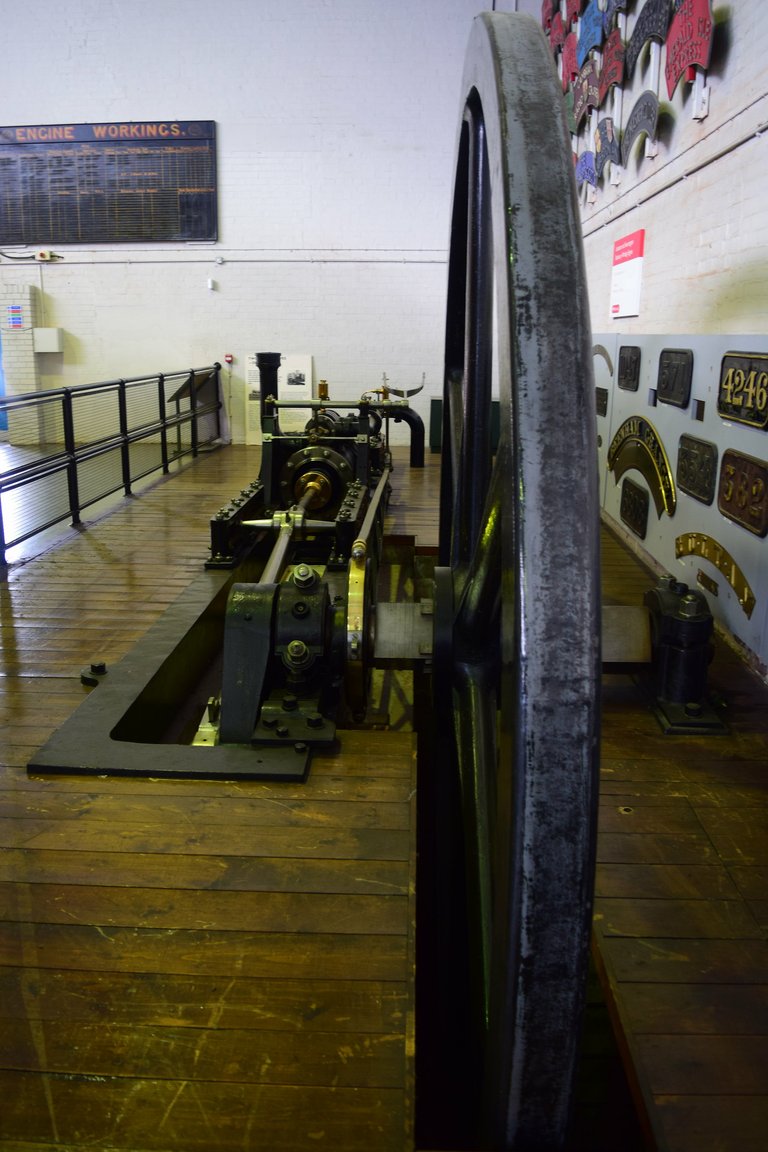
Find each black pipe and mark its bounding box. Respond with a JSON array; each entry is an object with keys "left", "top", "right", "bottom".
[
  {"left": 390, "top": 405, "right": 425, "bottom": 468},
  {"left": 256, "top": 352, "right": 282, "bottom": 427}
]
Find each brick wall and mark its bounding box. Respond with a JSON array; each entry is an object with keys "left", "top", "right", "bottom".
[
  {"left": 0, "top": 282, "right": 38, "bottom": 400},
  {"left": 2, "top": 0, "right": 526, "bottom": 444},
  {"left": 577, "top": 0, "right": 768, "bottom": 334}
]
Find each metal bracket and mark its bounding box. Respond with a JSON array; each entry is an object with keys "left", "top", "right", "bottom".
[
  {"left": 374, "top": 600, "right": 435, "bottom": 665},
  {"left": 219, "top": 582, "right": 278, "bottom": 743},
  {"left": 692, "top": 70, "right": 710, "bottom": 121}
]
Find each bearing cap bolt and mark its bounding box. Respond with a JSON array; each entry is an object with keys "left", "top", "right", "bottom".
[
  {"left": 285, "top": 641, "right": 312, "bottom": 669},
  {"left": 293, "top": 564, "right": 316, "bottom": 589}
]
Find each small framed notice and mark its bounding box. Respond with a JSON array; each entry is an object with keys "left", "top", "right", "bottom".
[
  {"left": 610, "top": 229, "right": 645, "bottom": 318},
  {"left": 277, "top": 355, "right": 314, "bottom": 432}
]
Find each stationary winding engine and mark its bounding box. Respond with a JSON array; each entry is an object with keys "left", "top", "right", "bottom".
[
  {"left": 196, "top": 351, "right": 426, "bottom": 753},
  {"left": 26, "top": 15, "right": 629, "bottom": 1150}
]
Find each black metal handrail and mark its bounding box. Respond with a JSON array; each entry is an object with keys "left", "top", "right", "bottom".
[{"left": 0, "top": 363, "right": 221, "bottom": 565}]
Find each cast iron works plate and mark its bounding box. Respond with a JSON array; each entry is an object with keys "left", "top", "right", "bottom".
[
  {"left": 657, "top": 348, "right": 693, "bottom": 408},
  {"left": 618, "top": 345, "right": 641, "bottom": 391},
  {"left": 620, "top": 475, "right": 649, "bottom": 539},
  {"left": 718, "top": 449, "right": 768, "bottom": 537},
  {"left": 677, "top": 434, "right": 717, "bottom": 505}
]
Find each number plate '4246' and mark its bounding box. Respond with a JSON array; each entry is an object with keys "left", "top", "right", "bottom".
[{"left": 718, "top": 353, "right": 768, "bottom": 428}]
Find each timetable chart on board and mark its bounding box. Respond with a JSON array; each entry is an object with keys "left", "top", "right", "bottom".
[{"left": 0, "top": 121, "right": 217, "bottom": 244}]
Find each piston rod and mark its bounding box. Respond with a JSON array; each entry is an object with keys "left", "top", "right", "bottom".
[{"left": 351, "top": 465, "right": 391, "bottom": 559}]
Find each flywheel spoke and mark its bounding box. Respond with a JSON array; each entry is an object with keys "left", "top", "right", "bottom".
[
  {"left": 451, "top": 660, "right": 497, "bottom": 1028},
  {"left": 440, "top": 94, "right": 494, "bottom": 577}
]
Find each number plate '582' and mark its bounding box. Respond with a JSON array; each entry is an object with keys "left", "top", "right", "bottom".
[{"left": 718, "top": 450, "right": 768, "bottom": 537}]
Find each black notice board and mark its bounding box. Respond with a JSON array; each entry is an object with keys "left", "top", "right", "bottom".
[{"left": 0, "top": 121, "right": 217, "bottom": 244}]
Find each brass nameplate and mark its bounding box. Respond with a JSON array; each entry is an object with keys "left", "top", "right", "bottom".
[
  {"left": 696, "top": 570, "right": 719, "bottom": 599},
  {"left": 718, "top": 449, "right": 768, "bottom": 537},
  {"left": 675, "top": 532, "right": 756, "bottom": 618},
  {"left": 607, "top": 416, "right": 676, "bottom": 517},
  {"left": 717, "top": 352, "right": 768, "bottom": 429},
  {"left": 677, "top": 434, "right": 717, "bottom": 506}
]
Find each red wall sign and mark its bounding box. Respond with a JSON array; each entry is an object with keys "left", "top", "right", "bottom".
[
  {"left": 550, "top": 11, "right": 566, "bottom": 54},
  {"left": 599, "top": 28, "right": 625, "bottom": 106},
  {"left": 566, "top": 0, "right": 585, "bottom": 26},
  {"left": 562, "top": 32, "right": 579, "bottom": 92},
  {"left": 541, "top": 0, "right": 557, "bottom": 31},
  {"left": 665, "top": 0, "right": 714, "bottom": 98}
]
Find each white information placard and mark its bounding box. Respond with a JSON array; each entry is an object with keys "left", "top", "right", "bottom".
[
  {"left": 276, "top": 354, "right": 314, "bottom": 431},
  {"left": 610, "top": 229, "right": 645, "bottom": 318}
]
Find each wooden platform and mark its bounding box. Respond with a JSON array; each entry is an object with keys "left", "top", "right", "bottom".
[
  {"left": 1, "top": 443, "right": 767, "bottom": 1150},
  {"left": 597, "top": 528, "right": 768, "bottom": 1152},
  {"left": 0, "top": 446, "right": 417, "bottom": 1152}
]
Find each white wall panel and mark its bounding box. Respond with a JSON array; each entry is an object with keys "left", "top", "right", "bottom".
[
  {"left": 2, "top": 0, "right": 542, "bottom": 441},
  {"left": 596, "top": 332, "right": 768, "bottom": 672}
]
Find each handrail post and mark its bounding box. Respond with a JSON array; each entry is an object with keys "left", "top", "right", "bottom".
[
  {"left": 213, "top": 363, "right": 222, "bottom": 442},
  {"left": 62, "top": 389, "right": 81, "bottom": 525},
  {"left": 158, "top": 373, "right": 169, "bottom": 473},
  {"left": 117, "top": 379, "right": 132, "bottom": 496},
  {"left": 0, "top": 491, "right": 7, "bottom": 568},
  {"left": 188, "top": 370, "right": 199, "bottom": 458}
]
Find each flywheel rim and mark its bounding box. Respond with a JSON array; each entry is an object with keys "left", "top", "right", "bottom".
[{"left": 437, "top": 13, "right": 601, "bottom": 1150}]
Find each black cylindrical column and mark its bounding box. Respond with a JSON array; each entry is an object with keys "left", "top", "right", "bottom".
[
  {"left": 256, "top": 352, "right": 282, "bottom": 426},
  {"left": 644, "top": 576, "right": 714, "bottom": 705}
]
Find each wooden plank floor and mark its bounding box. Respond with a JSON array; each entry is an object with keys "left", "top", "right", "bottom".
[
  {"left": 0, "top": 446, "right": 417, "bottom": 1152},
  {"left": 2, "top": 442, "right": 768, "bottom": 1150},
  {"left": 597, "top": 526, "right": 768, "bottom": 1152}
]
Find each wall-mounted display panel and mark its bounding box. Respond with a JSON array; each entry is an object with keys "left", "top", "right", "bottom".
[
  {"left": 0, "top": 121, "right": 217, "bottom": 244},
  {"left": 596, "top": 331, "right": 768, "bottom": 672}
]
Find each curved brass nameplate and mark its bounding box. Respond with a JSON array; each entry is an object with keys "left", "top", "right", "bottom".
[
  {"left": 592, "top": 343, "right": 614, "bottom": 375},
  {"left": 607, "top": 416, "right": 676, "bottom": 517},
  {"left": 675, "top": 532, "right": 756, "bottom": 619}
]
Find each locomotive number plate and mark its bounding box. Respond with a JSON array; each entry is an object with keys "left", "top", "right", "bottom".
[
  {"left": 657, "top": 348, "right": 693, "bottom": 408},
  {"left": 677, "top": 434, "right": 717, "bottom": 506},
  {"left": 618, "top": 345, "right": 641, "bottom": 391},
  {"left": 718, "top": 449, "right": 768, "bottom": 537},
  {"left": 620, "top": 476, "right": 649, "bottom": 539},
  {"left": 717, "top": 352, "right": 768, "bottom": 429}
]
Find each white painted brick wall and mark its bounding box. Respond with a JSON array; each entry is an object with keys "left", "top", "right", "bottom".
[
  {"left": 0, "top": 282, "right": 38, "bottom": 396},
  {"left": 579, "top": 0, "right": 768, "bottom": 335},
  {"left": 0, "top": 281, "right": 41, "bottom": 444},
  {"left": 2, "top": 0, "right": 514, "bottom": 445},
  {"left": 3, "top": 1, "right": 762, "bottom": 447}
]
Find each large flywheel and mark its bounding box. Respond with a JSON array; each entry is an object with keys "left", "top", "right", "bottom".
[{"left": 428, "top": 13, "right": 601, "bottom": 1150}]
